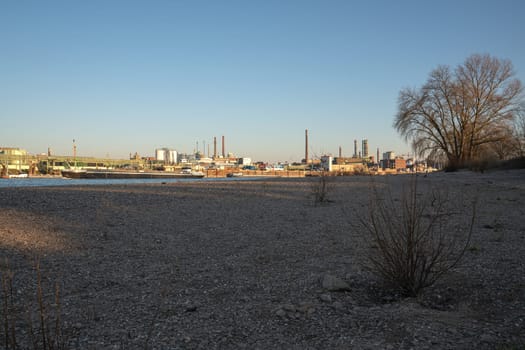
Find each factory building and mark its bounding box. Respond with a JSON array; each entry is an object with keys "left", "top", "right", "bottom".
[
  {"left": 381, "top": 151, "right": 407, "bottom": 170},
  {"left": 0, "top": 147, "right": 27, "bottom": 157},
  {"left": 320, "top": 155, "right": 367, "bottom": 173},
  {"left": 238, "top": 157, "right": 252, "bottom": 166},
  {"left": 0, "top": 147, "right": 29, "bottom": 172}
]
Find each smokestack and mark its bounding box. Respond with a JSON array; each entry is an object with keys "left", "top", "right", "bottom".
[
  {"left": 339, "top": 146, "right": 342, "bottom": 158},
  {"left": 213, "top": 137, "right": 217, "bottom": 158},
  {"left": 222, "top": 135, "right": 225, "bottom": 158},
  {"left": 354, "top": 139, "right": 357, "bottom": 158},
  {"left": 305, "top": 129, "right": 308, "bottom": 165},
  {"left": 362, "top": 139, "right": 369, "bottom": 158}
]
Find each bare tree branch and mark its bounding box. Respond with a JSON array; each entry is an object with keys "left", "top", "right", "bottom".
[{"left": 394, "top": 54, "right": 523, "bottom": 169}]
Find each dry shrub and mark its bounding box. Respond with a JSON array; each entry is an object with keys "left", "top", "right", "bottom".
[
  {"left": 1, "top": 259, "right": 67, "bottom": 350},
  {"left": 311, "top": 171, "right": 333, "bottom": 205},
  {"left": 1, "top": 261, "right": 17, "bottom": 349},
  {"left": 359, "top": 176, "right": 476, "bottom": 296}
]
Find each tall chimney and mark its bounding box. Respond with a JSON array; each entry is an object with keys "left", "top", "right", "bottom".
[
  {"left": 222, "top": 135, "right": 225, "bottom": 158},
  {"left": 305, "top": 129, "right": 308, "bottom": 165},
  {"left": 353, "top": 139, "right": 357, "bottom": 158},
  {"left": 339, "top": 146, "right": 342, "bottom": 158},
  {"left": 362, "top": 139, "right": 369, "bottom": 158},
  {"left": 213, "top": 137, "right": 217, "bottom": 158}
]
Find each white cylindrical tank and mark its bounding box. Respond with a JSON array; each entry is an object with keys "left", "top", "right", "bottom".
[
  {"left": 155, "top": 149, "right": 165, "bottom": 161},
  {"left": 168, "top": 150, "right": 177, "bottom": 164}
]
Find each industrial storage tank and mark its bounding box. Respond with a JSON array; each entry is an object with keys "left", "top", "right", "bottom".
[
  {"left": 167, "top": 150, "right": 177, "bottom": 164},
  {"left": 155, "top": 148, "right": 177, "bottom": 164},
  {"left": 155, "top": 149, "right": 166, "bottom": 162}
]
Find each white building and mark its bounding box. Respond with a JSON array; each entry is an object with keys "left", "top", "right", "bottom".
[
  {"left": 320, "top": 155, "right": 333, "bottom": 171},
  {"left": 238, "top": 157, "right": 252, "bottom": 165}
]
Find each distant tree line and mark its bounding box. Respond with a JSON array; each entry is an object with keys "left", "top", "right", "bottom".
[{"left": 395, "top": 54, "right": 524, "bottom": 170}]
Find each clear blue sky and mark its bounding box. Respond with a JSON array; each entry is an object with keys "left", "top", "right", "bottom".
[{"left": 1, "top": 0, "right": 524, "bottom": 163}]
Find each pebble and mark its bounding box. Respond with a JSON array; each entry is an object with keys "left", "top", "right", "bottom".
[
  {"left": 321, "top": 274, "right": 351, "bottom": 291},
  {"left": 332, "top": 301, "right": 344, "bottom": 310},
  {"left": 320, "top": 293, "right": 332, "bottom": 302}
]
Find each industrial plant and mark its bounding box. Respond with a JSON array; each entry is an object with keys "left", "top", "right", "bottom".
[
  {"left": 0, "top": 131, "right": 425, "bottom": 179},
  {"left": 303, "top": 129, "right": 414, "bottom": 174}
]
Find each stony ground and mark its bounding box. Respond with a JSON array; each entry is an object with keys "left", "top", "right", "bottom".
[{"left": 0, "top": 170, "right": 524, "bottom": 349}]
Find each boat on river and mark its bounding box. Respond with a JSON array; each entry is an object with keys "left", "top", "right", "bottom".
[
  {"left": 8, "top": 173, "right": 29, "bottom": 178},
  {"left": 61, "top": 169, "right": 205, "bottom": 179}
]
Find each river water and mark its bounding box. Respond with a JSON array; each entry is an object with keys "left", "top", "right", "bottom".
[{"left": 0, "top": 177, "right": 255, "bottom": 188}]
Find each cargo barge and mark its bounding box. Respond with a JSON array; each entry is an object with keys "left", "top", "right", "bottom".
[{"left": 61, "top": 169, "right": 205, "bottom": 179}]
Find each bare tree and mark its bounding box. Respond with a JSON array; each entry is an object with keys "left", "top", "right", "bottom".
[
  {"left": 395, "top": 54, "right": 523, "bottom": 169},
  {"left": 512, "top": 103, "right": 525, "bottom": 157},
  {"left": 489, "top": 127, "right": 519, "bottom": 160}
]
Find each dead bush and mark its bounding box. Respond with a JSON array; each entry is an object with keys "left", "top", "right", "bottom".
[
  {"left": 310, "top": 171, "right": 333, "bottom": 205},
  {"left": 358, "top": 176, "right": 476, "bottom": 296},
  {"left": 1, "top": 259, "right": 67, "bottom": 349}
]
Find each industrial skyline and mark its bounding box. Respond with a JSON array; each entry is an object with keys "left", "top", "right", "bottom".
[
  {"left": 2, "top": 129, "right": 399, "bottom": 171},
  {"left": 1, "top": 1, "right": 523, "bottom": 162},
  {"left": 14, "top": 130, "right": 384, "bottom": 165}
]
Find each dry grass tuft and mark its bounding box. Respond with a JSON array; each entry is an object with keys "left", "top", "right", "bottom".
[
  {"left": 1, "top": 259, "right": 68, "bottom": 349},
  {"left": 310, "top": 171, "right": 333, "bottom": 205}
]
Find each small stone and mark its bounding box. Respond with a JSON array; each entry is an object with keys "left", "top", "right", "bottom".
[
  {"left": 282, "top": 304, "right": 296, "bottom": 312},
  {"left": 320, "top": 293, "right": 332, "bottom": 302},
  {"left": 321, "top": 274, "right": 351, "bottom": 291},
  {"left": 185, "top": 305, "right": 197, "bottom": 312},
  {"left": 480, "top": 333, "right": 493, "bottom": 343},
  {"left": 332, "top": 301, "right": 344, "bottom": 310},
  {"left": 275, "top": 309, "right": 286, "bottom": 317},
  {"left": 297, "top": 303, "right": 314, "bottom": 313},
  {"left": 306, "top": 307, "right": 316, "bottom": 317}
]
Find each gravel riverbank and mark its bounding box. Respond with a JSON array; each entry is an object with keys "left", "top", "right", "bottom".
[{"left": 1, "top": 170, "right": 524, "bottom": 349}]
